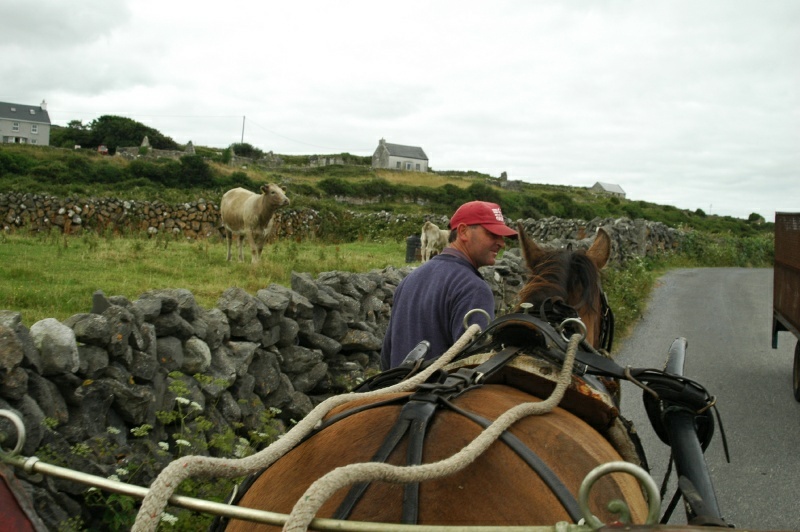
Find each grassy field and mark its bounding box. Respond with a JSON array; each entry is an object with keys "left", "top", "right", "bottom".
[{"left": 0, "top": 231, "right": 406, "bottom": 325}]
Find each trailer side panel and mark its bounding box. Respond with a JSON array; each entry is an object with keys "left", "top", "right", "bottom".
[{"left": 773, "top": 212, "right": 800, "bottom": 343}]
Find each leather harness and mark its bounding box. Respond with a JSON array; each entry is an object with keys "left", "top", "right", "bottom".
[{"left": 215, "top": 298, "right": 727, "bottom": 529}]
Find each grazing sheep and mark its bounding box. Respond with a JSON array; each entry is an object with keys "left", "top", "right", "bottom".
[
  {"left": 220, "top": 184, "right": 290, "bottom": 263},
  {"left": 420, "top": 220, "right": 450, "bottom": 262}
]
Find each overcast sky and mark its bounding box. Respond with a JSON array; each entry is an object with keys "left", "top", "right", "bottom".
[{"left": 2, "top": 0, "right": 798, "bottom": 221}]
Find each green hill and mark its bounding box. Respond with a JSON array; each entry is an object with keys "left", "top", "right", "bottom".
[{"left": 1, "top": 132, "right": 769, "bottom": 239}]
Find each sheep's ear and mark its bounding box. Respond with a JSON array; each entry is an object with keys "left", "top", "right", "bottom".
[
  {"left": 586, "top": 227, "right": 611, "bottom": 269},
  {"left": 260, "top": 184, "right": 269, "bottom": 194}
]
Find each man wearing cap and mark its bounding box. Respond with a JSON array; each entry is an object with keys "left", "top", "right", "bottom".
[{"left": 381, "top": 201, "right": 518, "bottom": 369}]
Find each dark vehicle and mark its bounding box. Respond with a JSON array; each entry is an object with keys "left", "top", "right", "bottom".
[{"left": 772, "top": 212, "right": 800, "bottom": 401}]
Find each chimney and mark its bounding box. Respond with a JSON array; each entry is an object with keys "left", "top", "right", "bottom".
[{"left": 40, "top": 100, "right": 48, "bottom": 110}]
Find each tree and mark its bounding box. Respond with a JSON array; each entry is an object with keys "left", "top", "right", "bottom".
[
  {"left": 179, "top": 155, "right": 214, "bottom": 187},
  {"left": 230, "top": 143, "right": 264, "bottom": 159},
  {"left": 89, "top": 115, "right": 179, "bottom": 153},
  {"left": 50, "top": 121, "right": 93, "bottom": 149}
]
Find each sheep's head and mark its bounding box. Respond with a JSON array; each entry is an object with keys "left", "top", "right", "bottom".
[{"left": 261, "top": 183, "right": 290, "bottom": 207}]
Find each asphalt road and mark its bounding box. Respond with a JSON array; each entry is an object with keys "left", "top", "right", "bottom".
[{"left": 615, "top": 268, "right": 800, "bottom": 531}]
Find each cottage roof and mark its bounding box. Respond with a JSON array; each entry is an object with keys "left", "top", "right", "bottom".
[
  {"left": 384, "top": 142, "right": 428, "bottom": 161},
  {"left": 593, "top": 182, "right": 626, "bottom": 195},
  {"left": 0, "top": 101, "right": 51, "bottom": 124}
]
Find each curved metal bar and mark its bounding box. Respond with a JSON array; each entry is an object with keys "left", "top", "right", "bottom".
[
  {"left": 0, "top": 408, "right": 26, "bottom": 457},
  {"left": 577, "top": 461, "right": 660, "bottom": 529},
  {"left": 463, "top": 308, "right": 491, "bottom": 330}
]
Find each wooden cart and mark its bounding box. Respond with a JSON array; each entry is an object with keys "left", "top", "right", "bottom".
[{"left": 771, "top": 212, "right": 800, "bottom": 401}]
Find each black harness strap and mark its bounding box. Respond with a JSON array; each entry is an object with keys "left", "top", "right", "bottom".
[
  {"left": 332, "top": 398, "right": 439, "bottom": 522},
  {"left": 440, "top": 397, "right": 583, "bottom": 522},
  {"left": 335, "top": 347, "right": 523, "bottom": 522},
  {"left": 402, "top": 401, "right": 437, "bottom": 524}
]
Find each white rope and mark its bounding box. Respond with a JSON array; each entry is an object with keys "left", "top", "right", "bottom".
[
  {"left": 282, "top": 333, "right": 582, "bottom": 532},
  {"left": 131, "top": 324, "right": 483, "bottom": 532}
]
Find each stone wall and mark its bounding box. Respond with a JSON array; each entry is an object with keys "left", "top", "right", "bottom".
[
  {"left": 0, "top": 194, "right": 683, "bottom": 263},
  {"left": 0, "top": 193, "right": 327, "bottom": 241}
]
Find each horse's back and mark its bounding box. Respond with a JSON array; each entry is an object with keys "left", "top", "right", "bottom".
[{"left": 226, "top": 385, "right": 647, "bottom": 530}]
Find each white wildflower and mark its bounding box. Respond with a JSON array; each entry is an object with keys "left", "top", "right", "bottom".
[
  {"left": 233, "top": 437, "right": 250, "bottom": 458},
  {"left": 115, "top": 468, "right": 129, "bottom": 477},
  {"left": 190, "top": 401, "right": 203, "bottom": 411},
  {"left": 175, "top": 397, "right": 191, "bottom": 405},
  {"left": 107, "top": 474, "right": 120, "bottom": 482},
  {"left": 175, "top": 439, "right": 191, "bottom": 447},
  {"left": 158, "top": 441, "right": 170, "bottom": 451},
  {"left": 160, "top": 512, "right": 179, "bottom": 524},
  {"left": 106, "top": 426, "right": 121, "bottom": 435}
]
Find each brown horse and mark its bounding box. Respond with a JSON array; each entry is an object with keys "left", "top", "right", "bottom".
[{"left": 224, "top": 225, "right": 649, "bottom": 531}]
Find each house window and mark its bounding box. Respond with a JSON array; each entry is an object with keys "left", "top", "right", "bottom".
[
  {"left": 12, "top": 122, "right": 19, "bottom": 132},
  {"left": 396, "top": 162, "right": 401, "bottom": 169},
  {"left": 416, "top": 163, "right": 420, "bottom": 171},
  {"left": 31, "top": 124, "right": 38, "bottom": 134},
  {"left": 31, "top": 139, "right": 37, "bottom": 145},
  {"left": 405, "top": 162, "right": 412, "bottom": 170}
]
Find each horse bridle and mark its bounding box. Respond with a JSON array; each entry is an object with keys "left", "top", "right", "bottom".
[{"left": 516, "top": 290, "right": 614, "bottom": 355}]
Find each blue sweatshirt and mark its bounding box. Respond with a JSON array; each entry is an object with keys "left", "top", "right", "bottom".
[{"left": 381, "top": 248, "right": 495, "bottom": 369}]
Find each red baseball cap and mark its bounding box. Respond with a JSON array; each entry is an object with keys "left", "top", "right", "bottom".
[{"left": 449, "top": 201, "right": 518, "bottom": 237}]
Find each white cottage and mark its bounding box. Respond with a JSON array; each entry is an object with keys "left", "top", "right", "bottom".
[
  {"left": 590, "top": 182, "right": 626, "bottom": 199},
  {"left": 371, "top": 138, "right": 428, "bottom": 172}
]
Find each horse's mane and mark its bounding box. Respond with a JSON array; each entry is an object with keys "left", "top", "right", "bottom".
[{"left": 516, "top": 247, "right": 603, "bottom": 315}]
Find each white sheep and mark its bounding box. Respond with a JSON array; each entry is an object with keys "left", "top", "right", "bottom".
[
  {"left": 220, "top": 184, "right": 289, "bottom": 263},
  {"left": 420, "top": 220, "right": 450, "bottom": 262}
]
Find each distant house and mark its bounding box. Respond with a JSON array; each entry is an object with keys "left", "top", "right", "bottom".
[
  {"left": 590, "top": 182, "right": 626, "bottom": 199},
  {"left": 0, "top": 100, "right": 51, "bottom": 146},
  {"left": 372, "top": 138, "right": 428, "bottom": 172}
]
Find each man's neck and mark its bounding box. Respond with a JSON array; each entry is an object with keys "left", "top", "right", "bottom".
[{"left": 443, "top": 244, "right": 476, "bottom": 268}]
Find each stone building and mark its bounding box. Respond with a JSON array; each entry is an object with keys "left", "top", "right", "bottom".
[{"left": 371, "top": 138, "right": 428, "bottom": 172}]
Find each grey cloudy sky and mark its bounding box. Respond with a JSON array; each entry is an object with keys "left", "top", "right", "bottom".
[{"left": 2, "top": 0, "right": 798, "bottom": 221}]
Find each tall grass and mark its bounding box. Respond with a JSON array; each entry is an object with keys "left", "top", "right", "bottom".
[
  {"left": 0, "top": 230, "right": 404, "bottom": 326},
  {"left": 0, "top": 230, "right": 774, "bottom": 340}
]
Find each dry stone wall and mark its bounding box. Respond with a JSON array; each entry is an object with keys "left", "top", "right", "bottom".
[
  {"left": 0, "top": 192, "right": 327, "bottom": 241},
  {"left": 0, "top": 194, "right": 682, "bottom": 262}
]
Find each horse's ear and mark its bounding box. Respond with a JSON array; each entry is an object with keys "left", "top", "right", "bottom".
[
  {"left": 517, "top": 221, "right": 545, "bottom": 268},
  {"left": 586, "top": 227, "right": 611, "bottom": 269}
]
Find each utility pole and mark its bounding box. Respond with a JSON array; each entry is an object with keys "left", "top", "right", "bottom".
[{"left": 241, "top": 116, "right": 245, "bottom": 144}]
